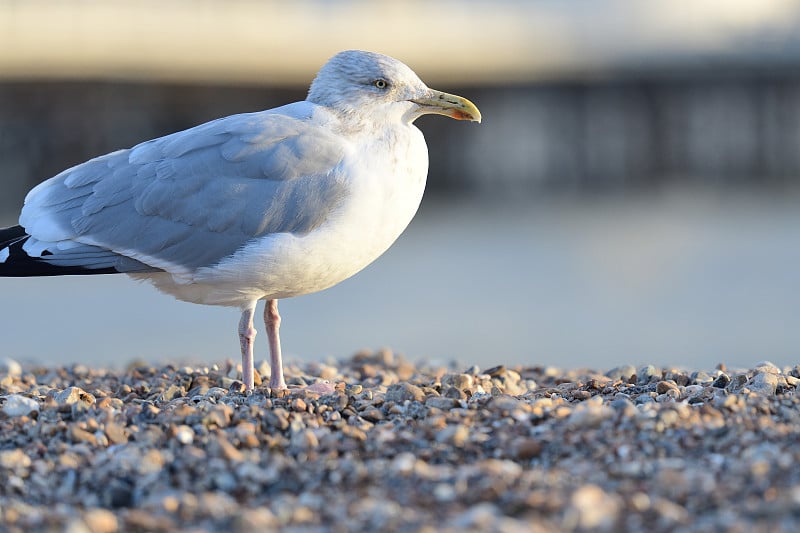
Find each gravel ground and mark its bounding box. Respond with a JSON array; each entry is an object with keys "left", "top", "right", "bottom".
[{"left": 1, "top": 351, "right": 800, "bottom": 532}]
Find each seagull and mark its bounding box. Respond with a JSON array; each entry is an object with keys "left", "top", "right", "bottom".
[{"left": 0, "top": 50, "right": 481, "bottom": 391}]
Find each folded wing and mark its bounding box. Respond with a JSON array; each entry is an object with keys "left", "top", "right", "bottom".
[{"left": 17, "top": 102, "right": 349, "bottom": 275}]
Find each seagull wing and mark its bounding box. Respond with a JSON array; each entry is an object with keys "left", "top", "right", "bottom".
[{"left": 18, "top": 102, "right": 349, "bottom": 274}]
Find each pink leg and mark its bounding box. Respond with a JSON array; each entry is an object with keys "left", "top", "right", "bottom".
[
  {"left": 238, "top": 303, "right": 257, "bottom": 390},
  {"left": 264, "top": 299, "right": 287, "bottom": 390}
]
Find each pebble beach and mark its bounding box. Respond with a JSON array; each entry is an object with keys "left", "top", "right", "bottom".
[{"left": 1, "top": 351, "right": 799, "bottom": 532}]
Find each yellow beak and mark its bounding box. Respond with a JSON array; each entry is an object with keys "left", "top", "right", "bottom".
[{"left": 411, "top": 89, "right": 482, "bottom": 123}]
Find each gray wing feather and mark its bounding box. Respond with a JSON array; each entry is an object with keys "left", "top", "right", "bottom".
[{"left": 20, "top": 105, "right": 349, "bottom": 272}]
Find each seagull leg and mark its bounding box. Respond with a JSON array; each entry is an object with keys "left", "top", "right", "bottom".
[
  {"left": 264, "top": 299, "right": 287, "bottom": 390},
  {"left": 238, "top": 303, "right": 257, "bottom": 390}
]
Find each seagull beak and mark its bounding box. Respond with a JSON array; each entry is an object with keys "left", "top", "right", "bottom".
[{"left": 411, "top": 89, "right": 482, "bottom": 123}]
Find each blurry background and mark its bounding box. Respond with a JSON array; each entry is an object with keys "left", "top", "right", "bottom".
[{"left": 1, "top": 0, "right": 799, "bottom": 371}]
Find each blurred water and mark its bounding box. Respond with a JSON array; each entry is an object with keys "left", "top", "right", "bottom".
[{"left": 2, "top": 186, "right": 799, "bottom": 372}]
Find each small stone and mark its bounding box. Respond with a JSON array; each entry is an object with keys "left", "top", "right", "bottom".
[
  {"left": 202, "top": 404, "right": 233, "bottom": 428},
  {"left": 360, "top": 407, "right": 385, "bottom": 421},
  {"left": 233, "top": 508, "right": 278, "bottom": 532},
  {"left": 385, "top": 382, "right": 425, "bottom": 403},
  {"left": 64, "top": 518, "right": 92, "bottom": 533},
  {"left": 630, "top": 492, "right": 651, "bottom": 512},
  {"left": 174, "top": 425, "right": 194, "bottom": 445},
  {"left": 485, "top": 365, "right": 507, "bottom": 377},
  {"left": 433, "top": 483, "right": 456, "bottom": 502},
  {"left": 571, "top": 390, "right": 592, "bottom": 401},
  {"left": 664, "top": 370, "right": 690, "bottom": 386},
  {"left": 683, "top": 385, "right": 705, "bottom": 397},
  {"left": 138, "top": 449, "right": 166, "bottom": 475},
  {"left": 290, "top": 429, "right": 319, "bottom": 451},
  {"left": 656, "top": 380, "right": 679, "bottom": 395},
  {"left": 425, "top": 396, "right": 458, "bottom": 410},
  {"left": 712, "top": 373, "right": 731, "bottom": 388},
  {"left": 161, "top": 384, "right": 184, "bottom": 402},
  {"left": 216, "top": 434, "right": 245, "bottom": 462},
  {"left": 606, "top": 365, "right": 636, "bottom": 381},
  {"left": 690, "top": 370, "right": 714, "bottom": 384},
  {"left": 436, "top": 424, "right": 469, "bottom": 447},
  {"left": 69, "top": 426, "right": 98, "bottom": 445},
  {"left": 0, "top": 448, "right": 30, "bottom": 470},
  {"left": 0, "top": 357, "right": 22, "bottom": 377},
  {"left": 753, "top": 361, "right": 781, "bottom": 374},
  {"left": 748, "top": 373, "right": 780, "bottom": 395},
  {"left": 567, "top": 484, "right": 621, "bottom": 530},
  {"left": 637, "top": 365, "right": 660, "bottom": 384},
  {"left": 568, "top": 400, "right": 613, "bottom": 428},
  {"left": 345, "top": 384, "right": 363, "bottom": 395},
  {"left": 263, "top": 409, "right": 290, "bottom": 430},
  {"left": 2, "top": 394, "right": 39, "bottom": 417},
  {"left": 441, "top": 373, "right": 473, "bottom": 390},
  {"left": 511, "top": 438, "right": 542, "bottom": 460},
  {"left": 227, "top": 380, "right": 246, "bottom": 394},
  {"left": 726, "top": 374, "right": 749, "bottom": 393},
  {"left": 83, "top": 508, "right": 118, "bottom": 533},
  {"left": 340, "top": 425, "right": 367, "bottom": 442},
  {"left": 104, "top": 423, "right": 129, "bottom": 444},
  {"left": 442, "top": 387, "right": 467, "bottom": 400},
  {"left": 391, "top": 452, "right": 417, "bottom": 475},
  {"left": 55, "top": 386, "right": 96, "bottom": 412},
  {"left": 487, "top": 395, "right": 522, "bottom": 413},
  {"left": 610, "top": 397, "right": 636, "bottom": 414}
]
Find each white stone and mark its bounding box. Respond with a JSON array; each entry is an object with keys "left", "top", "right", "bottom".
[{"left": 2, "top": 394, "right": 39, "bottom": 417}]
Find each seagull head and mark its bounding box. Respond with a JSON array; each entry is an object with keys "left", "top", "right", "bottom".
[{"left": 307, "top": 50, "right": 481, "bottom": 126}]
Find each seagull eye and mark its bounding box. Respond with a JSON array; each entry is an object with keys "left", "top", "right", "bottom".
[{"left": 373, "top": 79, "right": 389, "bottom": 90}]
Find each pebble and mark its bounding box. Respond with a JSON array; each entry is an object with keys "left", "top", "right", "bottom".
[
  {"left": 712, "top": 373, "right": 731, "bottom": 388},
  {"left": 0, "top": 357, "right": 23, "bottom": 377},
  {"left": 748, "top": 372, "right": 780, "bottom": 395},
  {"left": 605, "top": 365, "right": 636, "bottom": 381},
  {"left": 385, "top": 382, "right": 425, "bottom": 403},
  {"left": 656, "top": 380, "right": 679, "bottom": 395},
  {"left": 82, "top": 508, "right": 118, "bottom": 533},
  {"left": 425, "top": 396, "right": 459, "bottom": 410},
  {"left": 637, "top": 365, "right": 661, "bottom": 384},
  {"left": 2, "top": 394, "right": 39, "bottom": 417},
  {"left": 567, "top": 400, "right": 614, "bottom": 428},
  {"left": 0, "top": 354, "right": 796, "bottom": 532},
  {"left": 567, "top": 484, "right": 621, "bottom": 530},
  {"left": 173, "top": 425, "right": 194, "bottom": 445},
  {"left": 440, "top": 373, "right": 473, "bottom": 390},
  {"left": 0, "top": 448, "right": 30, "bottom": 470},
  {"left": 54, "top": 386, "right": 96, "bottom": 411}
]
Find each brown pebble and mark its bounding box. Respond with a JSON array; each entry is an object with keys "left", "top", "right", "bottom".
[
  {"left": 360, "top": 407, "right": 385, "bottom": 422},
  {"left": 571, "top": 390, "right": 592, "bottom": 401},
  {"left": 291, "top": 398, "right": 308, "bottom": 412},
  {"left": 69, "top": 426, "right": 98, "bottom": 446},
  {"left": 656, "top": 381, "right": 679, "bottom": 394},
  {"left": 512, "top": 438, "right": 543, "bottom": 460},
  {"left": 215, "top": 433, "right": 245, "bottom": 462},
  {"left": 83, "top": 508, "right": 118, "bottom": 533}
]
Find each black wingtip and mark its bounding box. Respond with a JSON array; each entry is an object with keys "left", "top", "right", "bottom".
[
  {"left": 0, "top": 224, "right": 27, "bottom": 246},
  {"left": 0, "top": 225, "right": 120, "bottom": 277}
]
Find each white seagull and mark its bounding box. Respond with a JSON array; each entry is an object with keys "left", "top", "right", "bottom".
[{"left": 0, "top": 50, "right": 481, "bottom": 391}]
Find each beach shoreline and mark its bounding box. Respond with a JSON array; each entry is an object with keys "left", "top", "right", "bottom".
[{"left": 1, "top": 352, "right": 799, "bottom": 532}]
